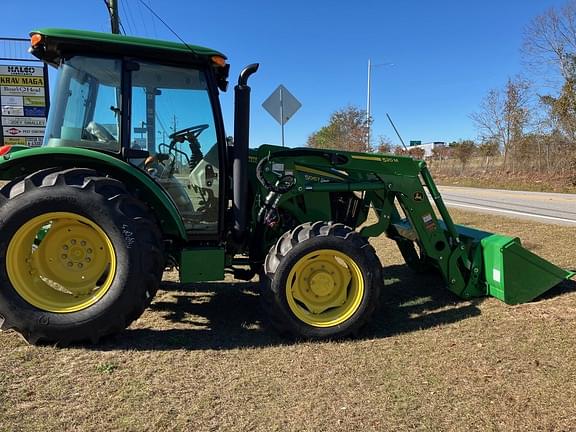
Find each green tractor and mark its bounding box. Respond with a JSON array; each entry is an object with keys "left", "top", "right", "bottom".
[{"left": 0, "top": 29, "right": 573, "bottom": 345}]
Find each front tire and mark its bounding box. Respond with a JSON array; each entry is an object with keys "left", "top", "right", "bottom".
[
  {"left": 0, "top": 168, "right": 164, "bottom": 345},
  {"left": 262, "top": 222, "right": 383, "bottom": 340}
]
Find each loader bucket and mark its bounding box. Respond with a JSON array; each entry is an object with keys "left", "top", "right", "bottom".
[{"left": 480, "top": 235, "right": 575, "bottom": 305}]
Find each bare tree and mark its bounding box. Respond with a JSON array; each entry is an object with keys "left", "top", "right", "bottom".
[
  {"left": 523, "top": 1, "right": 576, "bottom": 177},
  {"left": 477, "top": 138, "right": 500, "bottom": 172},
  {"left": 451, "top": 140, "right": 476, "bottom": 174},
  {"left": 540, "top": 77, "right": 576, "bottom": 140},
  {"left": 407, "top": 147, "right": 425, "bottom": 160},
  {"left": 470, "top": 78, "right": 531, "bottom": 170},
  {"left": 431, "top": 144, "right": 450, "bottom": 161},
  {"left": 471, "top": 89, "right": 504, "bottom": 149},
  {"left": 504, "top": 78, "right": 531, "bottom": 171},
  {"left": 375, "top": 135, "right": 393, "bottom": 154},
  {"left": 523, "top": 1, "right": 576, "bottom": 82}
]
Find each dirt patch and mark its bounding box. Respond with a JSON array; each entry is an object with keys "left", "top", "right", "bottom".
[{"left": 1, "top": 209, "right": 575, "bottom": 431}]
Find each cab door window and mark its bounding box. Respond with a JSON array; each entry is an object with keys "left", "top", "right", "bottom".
[{"left": 131, "top": 63, "right": 220, "bottom": 234}]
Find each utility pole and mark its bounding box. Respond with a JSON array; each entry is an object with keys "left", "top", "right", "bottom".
[
  {"left": 366, "top": 59, "right": 372, "bottom": 149},
  {"left": 366, "top": 59, "right": 394, "bottom": 149},
  {"left": 107, "top": 0, "right": 121, "bottom": 34}
]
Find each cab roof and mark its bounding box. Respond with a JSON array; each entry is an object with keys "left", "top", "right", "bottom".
[{"left": 30, "top": 28, "right": 227, "bottom": 67}]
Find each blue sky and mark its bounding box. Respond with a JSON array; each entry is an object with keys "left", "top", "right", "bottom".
[{"left": 1, "top": 0, "right": 568, "bottom": 148}]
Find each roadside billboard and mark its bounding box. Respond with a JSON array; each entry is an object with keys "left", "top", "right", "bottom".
[{"left": 0, "top": 64, "right": 49, "bottom": 146}]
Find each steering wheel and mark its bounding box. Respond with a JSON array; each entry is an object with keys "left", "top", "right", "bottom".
[
  {"left": 152, "top": 143, "right": 191, "bottom": 178},
  {"left": 169, "top": 124, "right": 210, "bottom": 171},
  {"left": 169, "top": 124, "right": 209, "bottom": 143},
  {"left": 149, "top": 125, "right": 209, "bottom": 177}
]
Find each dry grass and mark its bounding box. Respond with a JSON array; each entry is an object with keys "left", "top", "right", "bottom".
[
  {"left": 433, "top": 173, "right": 576, "bottom": 194},
  {"left": 429, "top": 157, "right": 576, "bottom": 193},
  {"left": 1, "top": 210, "right": 576, "bottom": 431}
]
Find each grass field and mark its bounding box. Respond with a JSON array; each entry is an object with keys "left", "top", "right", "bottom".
[
  {"left": 1, "top": 209, "right": 575, "bottom": 431},
  {"left": 429, "top": 157, "right": 576, "bottom": 193},
  {"left": 434, "top": 173, "right": 576, "bottom": 194}
]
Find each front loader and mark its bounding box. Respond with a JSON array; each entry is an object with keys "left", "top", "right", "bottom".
[{"left": 0, "top": 29, "right": 572, "bottom": 345}]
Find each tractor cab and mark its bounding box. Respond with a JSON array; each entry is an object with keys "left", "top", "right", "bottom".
[{"left": 31, "top": 29, "right": 231, "bottom": 235}]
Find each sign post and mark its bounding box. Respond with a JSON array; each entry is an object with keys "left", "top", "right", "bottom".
[{"left": 262, "top": 84, "right": 301, "bottom": 147}]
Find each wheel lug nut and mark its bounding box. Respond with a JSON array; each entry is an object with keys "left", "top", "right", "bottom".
[
  {"left": 80, "top": 241, "right": 86, "bottom": 246},
  {"left": 87, "top": 248, "right": 93, "bottom": 254},
  {"left": 78, "top": 263, "right": 83, "bottom": 269},
  {"left": 62, "top": 254, "right": 67, "bottom": 259},
  {"left": 70, "top": 239, "right": 76, "bottom": 245},
  {"left": 85, "top": 258, "right": 91, "bottom": 263},
  {"left": 63, "top": 245, "right": 68, "bottom": 251},
  {"left": 67, "top": 262, "right": 73, "bottom": 267}
]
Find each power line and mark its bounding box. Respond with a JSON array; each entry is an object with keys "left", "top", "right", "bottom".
[
  {"left": 120, "top": 0, "right": 135, "bottom": 35},
  {"left": 148, "top": 0, "right": 158, "bottom": 38},
  {"left": 136, "top": 0, "right": 198, "bottom": 56},
  {"left": 135, "top": 0, "right": 150, "bottom": 38},
  {"left": 124, "top": 0, "right": 139, "bottom": 36}
]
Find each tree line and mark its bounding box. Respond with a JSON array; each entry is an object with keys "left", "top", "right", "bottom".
[{"left": 306, "top": 1, "right": 576, "bottom": 186}]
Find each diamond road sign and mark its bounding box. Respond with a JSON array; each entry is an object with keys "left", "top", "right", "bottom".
[{"left": 262, "top": 85, "right": 301, "bottom": 126}]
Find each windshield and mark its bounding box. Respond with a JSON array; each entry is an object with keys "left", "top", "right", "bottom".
[{"left": 44, "top": 57, "right": 121, "bottom": 152}]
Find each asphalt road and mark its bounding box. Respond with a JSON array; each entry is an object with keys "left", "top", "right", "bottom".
[{"left": 437, "top": 186, "right": 576, "bottom": 226}]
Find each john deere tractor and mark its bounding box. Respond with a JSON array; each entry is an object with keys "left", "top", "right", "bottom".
[{"left": 0, "top": 29, "right": 573, "bottom": 345}]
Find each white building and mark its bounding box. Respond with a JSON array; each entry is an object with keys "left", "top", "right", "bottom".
[{"left": 410, "top": 141, "right": 446, "bottom": 158}]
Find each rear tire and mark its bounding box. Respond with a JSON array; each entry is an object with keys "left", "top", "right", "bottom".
[
  {"left": 0, "top": 168, "right": 164, "bottom": 345},
  {"left": 262, "top": 221, "right": 383, "bottom": 340}
]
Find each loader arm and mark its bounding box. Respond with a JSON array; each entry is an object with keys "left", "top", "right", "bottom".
[{"left": 253, "top": 145, "right": 574, "bottom": 304}]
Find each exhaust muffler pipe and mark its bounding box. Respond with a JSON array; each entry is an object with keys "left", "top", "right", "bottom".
[{"left": 233, "top": 63, "right": 259, "bottom": 241}]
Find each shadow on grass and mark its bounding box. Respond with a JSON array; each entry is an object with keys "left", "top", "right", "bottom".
[
  {"left": 93, "top": 267, "right": 576, "bottom": 351},
  {"left": 538, "top": 277, "right": 576, "bottom": 300}
]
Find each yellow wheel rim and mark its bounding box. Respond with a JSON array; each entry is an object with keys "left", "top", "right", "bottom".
[
  {"left": 6, "top": 212, "right": 117, "bottom": 313},
  {"left": 286, "top": 249, "right": 364, "bottom": 327}
]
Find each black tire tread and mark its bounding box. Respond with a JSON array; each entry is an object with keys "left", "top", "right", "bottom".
[
  {"left": 0, "top": 168, "right": 164, "bottom": 345},
  {"left": 262, "top": 221, "right": 382, "bottom": 340}
]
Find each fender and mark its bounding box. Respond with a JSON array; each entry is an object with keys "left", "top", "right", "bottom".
[{"left": 0, "top": 146, "right": 187, "bottom": 240}]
